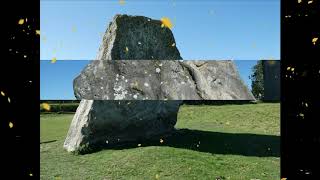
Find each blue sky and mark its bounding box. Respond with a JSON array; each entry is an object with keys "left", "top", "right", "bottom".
[
  {"left": 40, "top": 0, "right": 279, "bottom": 99},
  {"left": 40, "top": 60, "right": 257, "bottom": 100},
  {"left": 40, "top": 0, "right": 280, "bottom": 60}
]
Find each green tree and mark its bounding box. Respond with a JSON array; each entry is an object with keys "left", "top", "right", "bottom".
[{"left": 249, "top": 60, "right": 264, "bottom": 100}]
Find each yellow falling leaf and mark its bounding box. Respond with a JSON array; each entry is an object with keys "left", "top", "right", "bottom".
[
  {"left": 291, "top": 67, "right": 295, "bottom": 71},
  {"left": 160, "top": 139, "right": 164, "bottom": 143},
  {"left": 119, "top": 0, "right": 126, "bottom": 5},
  {"left": 1, "top": 91, "right": 5, "bottom": 96},
  {"left": 171, "top": 43, "right": 176, "bottom": 47},
  {"left": 298, "top": 0, "right": 302, "bottom": 3},
  {"left": 125, "top": 46, "right": 129, "bottom": 53},
  {"left": 287, "top": 67, "right": 291, "bottom": 70},
  {"left": 42, "top": 103, "right": 51, "bottom": 111},
  {"left": 160, "top": 17, "right": 173, "bottom": 29},
  {"left": 299, "top": 113, "right": 304, "bottom": 118},
  {"left": 51, "top": 57, "right": 57, "bottom": 63},
  {"left": 8, "top": 97, "right": 11, "bottom": 103},
  {"left": 18, "top": 18, "right": 24, "bottom": 25},
  {"left": 137, "top": 144, "right": 141, "bottom": 147},
  {"left": 305, "top": 103, "right": 308, "bottom": 107},
  {"left": 226, "top": 122, "right": 230, "bottom": 125},
  {"left": 29, "top": 173, "right": 33, "bottom": 177},
  {"left": 36, "top": 30, "right": 40, "bottom": 35},
  {"left": 281, "top": 178, "right": 287, "bottom": 180},
  {"left": 9, "top": 122, "right": 14, "bottom": 128},
  {"left": 312, "top": 37, "right": 318, "bottom": 45},
  {"left": 268, "top": 61, "right": 276, "bottom": 65},
  {"left": 308, "top": 0, "right": 313, "bottom": 4},
  {"left": 155, "top": 174, "right": 160, "bottom": 179}
]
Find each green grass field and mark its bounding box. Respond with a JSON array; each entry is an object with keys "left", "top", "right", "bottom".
[{"left": 40, "top": 103, "right": 280, "bottom": 180}]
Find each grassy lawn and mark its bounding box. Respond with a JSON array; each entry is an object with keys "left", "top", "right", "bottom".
[{"left": 40, "top": 103, "right": 280, "bottom": 180}]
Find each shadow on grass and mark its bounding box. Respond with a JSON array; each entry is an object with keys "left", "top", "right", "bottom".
[
  {"left": 40, "top": 140, "right": 57, "bottom": 144},
  {"left": 87, "top": 129, "right": 279, "bottom": 157},
  {"left": 182, "top": 100, "right": 257, "bottom": 105}
]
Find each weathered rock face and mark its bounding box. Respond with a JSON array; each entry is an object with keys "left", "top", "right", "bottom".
[
  {"left": 96, "top": 14, "right": 182, "bottom": 60},
  {"left": 64, "top": 14, "right": 183, "bottom": 152},
  {"left": 74, "top": 60, "right": 255, "bottom": 100},
  {"left": 63, "top": 100, "right": 181, "bottom": 152},
  {"left": 63, "top": 14, "right": 255, "bottom": 153}
]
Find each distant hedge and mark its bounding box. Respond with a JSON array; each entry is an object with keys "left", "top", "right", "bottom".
[{"left": 40, "top": 103, "right": 79, "bottom": 113}]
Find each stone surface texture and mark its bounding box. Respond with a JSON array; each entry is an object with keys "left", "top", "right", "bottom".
[
  {"left": 74, "top": 60, "right": 255, "bottom": 100},
  {"left": 64, "top": 14, "right": 255, "bottom": 152}
]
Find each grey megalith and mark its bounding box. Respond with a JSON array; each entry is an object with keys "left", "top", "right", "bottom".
[{"left": 64, "top": 14, "right": 255, "bottom": 152}]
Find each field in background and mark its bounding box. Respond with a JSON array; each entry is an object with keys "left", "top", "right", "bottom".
[{"left": 40, "top": 103, "right": 280, "bottom": 179}]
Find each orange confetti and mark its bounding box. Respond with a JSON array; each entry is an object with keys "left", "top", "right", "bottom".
[
  {"left": 1, "top": 91, "right": 5, "bottom": 96},
  {"left": 312, "top": 37, "right": 318, "bottom": 45},
  {"left": 36, "top": 30, "right": 40, "bottom": 35},
  {"left": 42, "top": 103, "right": 51, "bottom": 111},
  {"left": 160, "top": 139, "right": 164, "bottom": 143},
  {"left": 18, "top": 18, "right": 24, "bottom": 25},
  {"left": 119, "top": 0, "right": 125, "bottom": 5},
  {"left": 160, "top": 17, "right": 173, "bottom": 29},
  {"left": 9, "top": 122, "right": 14, "bottom": 128},
  {"left": 51, "top": 57, "right": 57, "bottom": 63}
]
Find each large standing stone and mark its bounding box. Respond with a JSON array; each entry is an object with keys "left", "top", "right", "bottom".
[
  {"left": 73, "top": 60, "right": 255, "bottom": 100},
  {"left": 64, "top": 14, "right": 183, "bottom": 152},
  {"left": 63, "top": 14, "right": 255, "bottom": 153},
  {"left": 63, "top": 100, "right": 181, "bottom": 152}
]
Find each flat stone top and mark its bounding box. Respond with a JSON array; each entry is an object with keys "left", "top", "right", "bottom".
[{"left": 73, "top": 60, "right": 255, "bottom": 101}]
